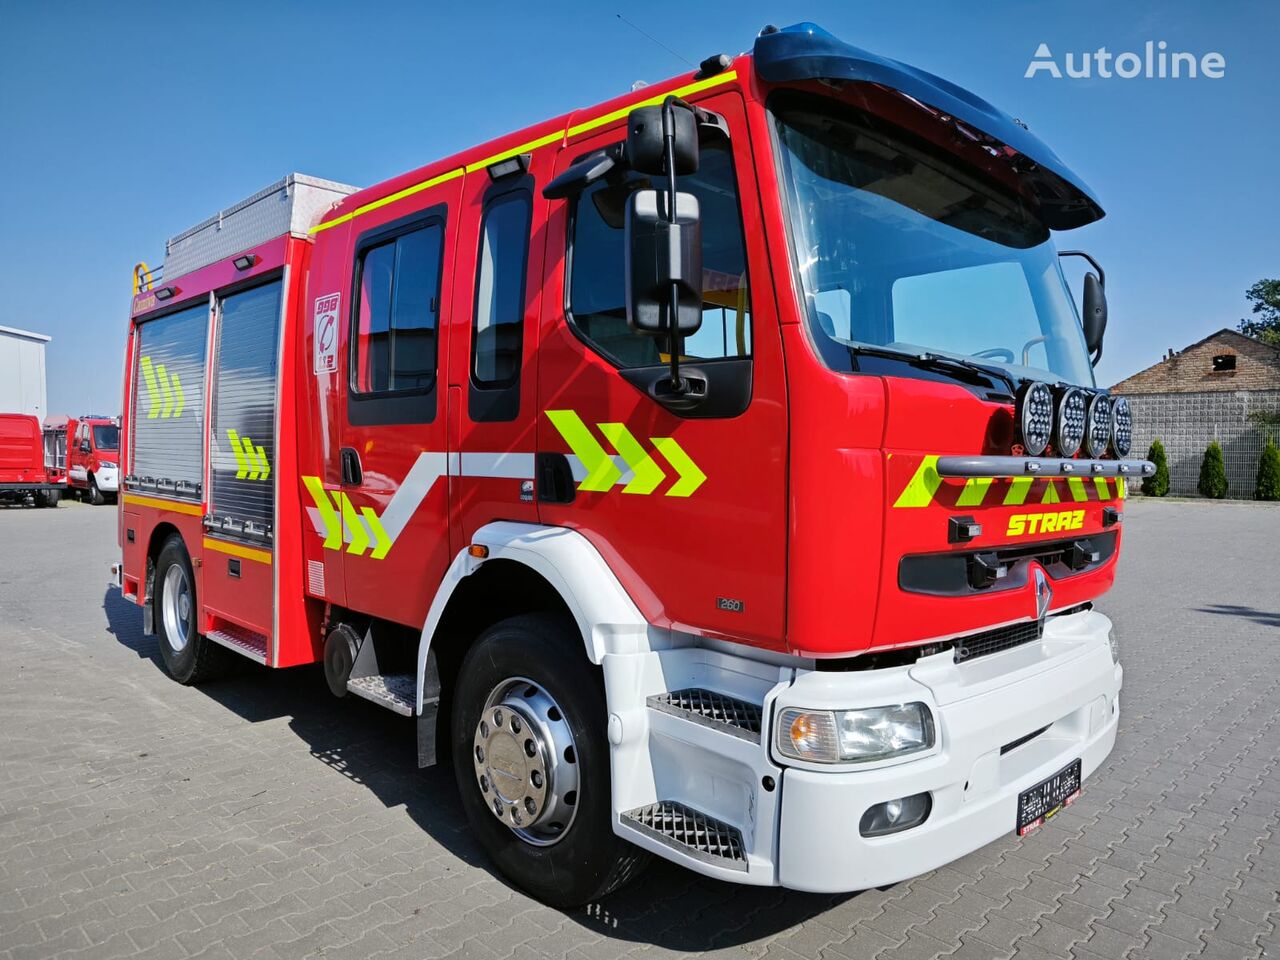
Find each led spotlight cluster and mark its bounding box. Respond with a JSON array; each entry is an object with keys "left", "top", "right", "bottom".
[
  {"left": 1085, "top": 393, "right": 1113, "bottom": 457},
  {"left": 1018, "top": 381, "right": 1054, "bottom": 456},
  {"left": 1054, "top": 388, "right": 1088, "bottom": 457},
  {"left": 1110, "top": 395, "right": 1133, "bottom": 457}
]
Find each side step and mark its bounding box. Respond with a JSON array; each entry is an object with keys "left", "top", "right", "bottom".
[
  {"left": 622, "top": 801, "right": 747, "bottom": 871},
  {"left": 347, "top": 674, "right": 415, "bottom": 716},
  {"left": 647, "top": 688, "right": 762, "bottom": 743},
  {"left": 206, "top": 625, "right": 267, "bottom": 664}
]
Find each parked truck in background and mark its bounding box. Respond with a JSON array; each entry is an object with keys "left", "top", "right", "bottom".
[
  {"left": 66, "top": 415, "right": 121, "bottom": 504},
  {"left": 0, "top": 414, "right": 63, "bottom": 508},
  {"left": 118, "top": 23, "right": 1154, "bottom": 906}
]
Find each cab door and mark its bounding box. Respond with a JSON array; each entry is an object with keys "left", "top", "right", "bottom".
[
  {"left": 445, "top": 154, "right": 549, "bottom": 546},
  {"left": 536, "top": 90, "right": 788, "bottom": 647},
  {"left": 337, "top": 174, "right": 465, "bottom": 629}
]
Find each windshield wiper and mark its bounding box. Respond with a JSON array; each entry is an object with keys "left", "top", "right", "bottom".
[{"left": 838, "top": 341, "right": 1019, "bottom": 398}]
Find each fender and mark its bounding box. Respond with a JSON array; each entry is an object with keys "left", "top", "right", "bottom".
[{"left": 413, "top": 520, "right": 652, "bottom": 715}]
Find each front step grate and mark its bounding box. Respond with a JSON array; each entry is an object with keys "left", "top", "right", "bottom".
[
  {"left": 622, "top": 801, "right": 747, "bottom": 870},
  {"left": 206, "top": 625, "right": 267, "bottom": 664},
  {"left": 647, "top": 689, "right": 762, "bottom": 742},
  {"left": 347, "top": 674, "right": 415, "bottom": 716}
]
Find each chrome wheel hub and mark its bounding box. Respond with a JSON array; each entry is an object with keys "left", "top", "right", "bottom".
[
  {"left": 473, "top": 677, "right": 579, "bottom": 846},
  {"left": 161, "top": 565, "right": 191, "bottom": 653}
]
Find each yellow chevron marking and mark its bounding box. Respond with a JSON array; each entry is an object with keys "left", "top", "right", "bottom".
[
  {"left": 955, "top": 477, "right": 993, "bottom": 507},
  {"left": 1093, "top": 477, "right": 1112, "bottom": 500},
  {"left": 362, "top": 507, "right": 392, "bottom": 560},
  {"left": 155, "top": 364, "right": 174, "bottom": 418},
  {"left": 338, "top": 493, "right": 370, "bottom": 555},
  {"left": 1041, "top": 480, "right": 1062, "bottom": 504},
  {"left": 140, "top": 356, "right": 160, "bottom": 419},
  {"left": 302, "top": 477, "right": 343, "bottom": 550},
  {"left": 1118, "top": 477, "right": 1127, "bottom": 500},
  {"left": 893, "top": 456, "right": 942, "bottom": 508},
  {"left": 546, "top": 410, "right": 621, "bottom": 492},
  {"left": 171, "top": 373, "right": 185, "bottom": 417},
  {"left": 1067, "top": 477, "right": 1089, "bottom": 502},
  {"left": 227, "top": 430, "right": 249, "bottom": 478},
  {"left": 651, "top": 437, "right": 706, "bottom": 497},
  {"left": 598, "top": 423, "right": 664, "bottom": 495}
]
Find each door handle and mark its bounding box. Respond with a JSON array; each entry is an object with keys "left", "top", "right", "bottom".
[{"left": 340, "top": 447, "right": 363, "bottom": 485}]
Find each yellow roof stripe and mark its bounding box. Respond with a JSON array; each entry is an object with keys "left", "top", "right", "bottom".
[
  {"left": 122, "top": 493, "right": 204, "bottom": 516},
  {"left": 203, "top": 537, "right": 272, "bottom": 565},
  {"left": 311, "top": 70, "right": 738, "bottom": 236}
]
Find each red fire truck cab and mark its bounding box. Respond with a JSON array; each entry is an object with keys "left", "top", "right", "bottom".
[
  {"left": 66, "top": 415, "right": 121, "bottom": 504},
  {"left": 0, "top": 413, "right": 63, "bottom": 508},
  {"left": 119, "top": 23, "right": 1153, "bottom": 905}
]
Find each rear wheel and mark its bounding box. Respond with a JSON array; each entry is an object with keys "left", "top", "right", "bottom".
[
  {"left": 154, "top": 535, "right": 228, "bottom": 684},
  {"left": 451, "top": 614, "right": 647, "bottom": 906}
]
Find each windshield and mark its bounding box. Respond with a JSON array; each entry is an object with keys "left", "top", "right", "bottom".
[
  {"left": 773, "top": 93, "right": 1095, "bottom": 388},
  {"left": 92, "top": 424, "right": 119, "bottom": 451}
]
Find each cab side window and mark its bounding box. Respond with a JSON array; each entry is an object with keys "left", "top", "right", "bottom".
[
  {"left": 353, "top": 223, "right": 443, "bottom": 395},
  {"left": 569, "top": 140, "right": 752, "bottom": 368}
]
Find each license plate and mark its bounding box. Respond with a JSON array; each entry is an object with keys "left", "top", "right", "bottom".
[{"left": 1016, "top": 758, "right": 1082, "bottom": 837}]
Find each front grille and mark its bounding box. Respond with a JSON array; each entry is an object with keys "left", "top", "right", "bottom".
[
  {"left": 953, "top": 619, "right": 1042, "bottom": 664},
  {"left": 647, "top": 689, "right": 762, "bottom": 741},
  {"left": 622, "top": 801, "right": 746, "bottom": 869}
]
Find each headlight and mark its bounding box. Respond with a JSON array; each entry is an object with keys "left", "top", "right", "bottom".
[
  {"left": 1085, "top": 393, "right": 1112, "bottom": 458},
  {"left": 1054, "top": 387, "right": 1087, "bottom": 457},
  {"left": 777, "top": 703, "right": 935, "bottom": 764},
  {"left": 1017, "top": 381, "right": 1054, "bottom": 457},
  {"left": 1110, "top": 396, "right": 1133, "bottom": 458}
]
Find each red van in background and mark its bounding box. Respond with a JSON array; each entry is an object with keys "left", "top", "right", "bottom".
[
  {"left": 0, "top": 413, "right": 62, "bottom": 508},
  {"left": 67, "top": 416, "right": 120, "bottom": 505}
]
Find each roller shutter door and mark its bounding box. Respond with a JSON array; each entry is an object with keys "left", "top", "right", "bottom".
[
  {"left": 130, "top": 302, "right": 209, "bottom": 499},
  {"left": 209, "top": 280, "right": 283, "bottom": 537}
]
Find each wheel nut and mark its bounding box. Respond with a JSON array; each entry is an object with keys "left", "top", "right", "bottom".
[
  {"left": 492, "top": 798, "right": 503, "bottom": 817},
  {"left": 480, "top": 775, "right": 489, "bottom": 793},
  {"left": 493, "top": 709, "right": 504, "bottom": 727},
  {"left": 480, "top": 721, "right": 489, "bottom": 738},
  {"left": 530, "top": 770, "right": 543, "bottom": 789},
  {"left": 511, "top": 806, "right": 523, "bottom": 825},
  {"left": 510, "top": 716, "right": 521, "bottom": 734},
  {"left": 475, "top": 745, "right": 484, "bottom": 763},
  {"left": 524, "top": 739, "right": 536, "bottom": 758},
  {"left": 524, "top": 797, "right": 536, "bottom": 815}
]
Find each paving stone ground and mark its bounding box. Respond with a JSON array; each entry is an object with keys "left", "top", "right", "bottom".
[{"left": 1, "top": 497, "right": 1277, "bottom": 960}]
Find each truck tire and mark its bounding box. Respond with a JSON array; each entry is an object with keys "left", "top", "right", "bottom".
[
  {"left": 38, "top": 490, "right": 60, "bottom": 508},
  {"left": 154, "top": 535, "right": 228, "bottom": 684},
  {"left": 451, "top": 613, "right": 648, "bottom": 907},
  {"left": 88, "top": 477, "right": 105, "bottom": 506}
]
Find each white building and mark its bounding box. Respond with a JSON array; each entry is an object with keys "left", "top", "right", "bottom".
[{"left": 0, "top": 325, "right": 51, "bottom": 418}]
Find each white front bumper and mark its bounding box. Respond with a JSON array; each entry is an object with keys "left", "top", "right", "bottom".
[
  {"left": 95, "top": 467, "right": 119, "bottom": 492},
  {"left": 775, "top": 611, "right": 1121, "bottom": 892}
]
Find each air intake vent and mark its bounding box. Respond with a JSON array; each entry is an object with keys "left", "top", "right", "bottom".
[
  {"left": 953, "top": 619, "right": 1042, "bottom": 664},
  {"left": 622, "top": 801, "right": 746, "bottom": 869},
  {"left": 647, "top": 689, "right": 762, "bottom": 742}
]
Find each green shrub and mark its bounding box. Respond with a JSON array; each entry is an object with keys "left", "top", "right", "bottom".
[
  {"left": 1256, "top": 438, "right": 1280, "bottom": 501},
  {"left": 1141, "top": 439, "right": 1170, "bottom": 497},
  {"left": 1197, "top": 441, "right": 1228, "bottom": 498}
]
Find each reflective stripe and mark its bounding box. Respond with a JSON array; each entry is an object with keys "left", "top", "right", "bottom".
[
  {"left": 122, "top": 493, "right": 203, "bottom": 516},
  {"left": 1003, "top": 476, "right": 1034, "bottom": 506},
  {"left": 310, "top": 71, "right": 738, "bottom": 235},
  {"left": 1067, "top": 477, "right": 1089, "bottom": 502},
  {"left": 1041, "top": 480, "right": 1062, "bottom": 504},
  {"left": 203, "top": 537, "right": 271, "bottom": 565},
  {"left": 893, "top": 455, "right": 942, "bottom": 508},
  {"left": 955, "top": 477, "right": 992, "bottom": 507},
  {"left": 1093, "top": 477, "right": 1111, "bottom": 500}
]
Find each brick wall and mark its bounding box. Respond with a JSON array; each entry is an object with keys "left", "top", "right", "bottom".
[
  {"left": 1127, "top": 390, "right": 1280, "bottom": 497},
  {"left": 1112, "top": 329, "right": 1280, "bottom": 395}
]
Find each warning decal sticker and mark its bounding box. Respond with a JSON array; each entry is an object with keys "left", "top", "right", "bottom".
[{"left": 314, "top": 293, "right": 340, "bottom": 375}]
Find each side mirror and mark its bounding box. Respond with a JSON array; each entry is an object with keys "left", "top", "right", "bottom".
[
  {"left": 1059, "top": 250, "right": 1107, "bottom": 366},
  {"left": 625, "top": 189, "right": 703, "bottom": 337},
  {"left": 1081, "top": 272, "right": 1107, "bottom": 363},
  {"left": 80, "top": 441, "right": 91, "bottom": 453},
  {"left": 627, "top": 103, "right": 699, "bottom": 176}
]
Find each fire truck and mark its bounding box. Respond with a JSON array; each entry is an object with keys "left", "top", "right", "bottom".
[
  {"left": 66, "top": 415, "right": 121, "bottom": 504},
  {"left": 119, "top": 23, "right": 1154, "bottom": 906}
]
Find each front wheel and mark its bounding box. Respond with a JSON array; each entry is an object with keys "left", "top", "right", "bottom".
[
  {"left": 451, "top": 614, "right": 647, "bottom": 906},
  {"left": 88, "top": 477, "right": 105, "bottom": 506}
]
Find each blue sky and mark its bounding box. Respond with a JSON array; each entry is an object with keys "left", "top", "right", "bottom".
[{"left": 2, "top": 0, "right": 1275, "bottom": 414}]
